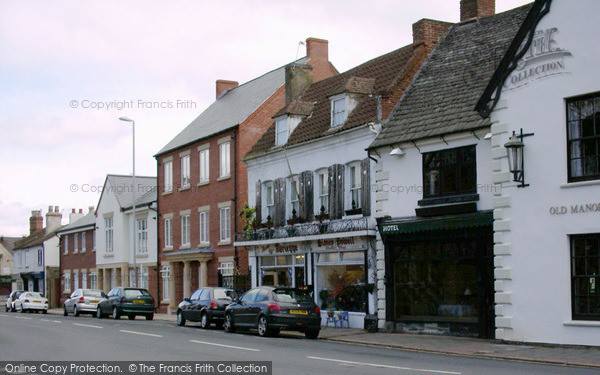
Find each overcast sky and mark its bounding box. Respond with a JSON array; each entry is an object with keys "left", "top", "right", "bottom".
[{"left": 0, "top": 0, "right": 531, "bottom": 236}]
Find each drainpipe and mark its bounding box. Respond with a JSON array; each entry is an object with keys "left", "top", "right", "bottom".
[
  {"left": 148, "top": 204, "right": 160, "bottom": 311},
  {"left": 232, "top": 127, "right": 239, "bottom": 270}
]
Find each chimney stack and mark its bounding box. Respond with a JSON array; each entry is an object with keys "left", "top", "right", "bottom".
[
  {"left": 216, "top": 80, "right": 239, "bottom": 99},
  {"left": 69, "top": 208, "right": 85, "bottom": 224},
  {"left": 89, "top": 206, "right": 95, "bottom": 213},
  {"left": 45, "top": 205, "right": 62, "bottom": 232},
  {"left": 29, "top": 210, "right": 43, "bottom": 235},
  {"left": 460, "top": 0, "right": 495, "bottom": 22},
  {"left": 412, "top": 19, "right": 453, "bottom": 47},
  {"left": 284, "top": 64, "right": 313, "bottom": 105},
  {"left": 305, "top": 37, "right": 332, "bottom": 82}
]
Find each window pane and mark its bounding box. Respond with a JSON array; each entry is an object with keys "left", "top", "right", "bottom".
[
  {"left": 317, "top": 252, "right": 338, "bottom": 263},
  {"left": 276, "top": 255, "right": 292, "bottom": 266},
  {"left": 261, "top": 257, "right": 275, "bottom": 267}
]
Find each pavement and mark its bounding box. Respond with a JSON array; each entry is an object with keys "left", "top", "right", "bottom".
[{"left": 47, "top": 308, "right": 600, "bottom": 369}]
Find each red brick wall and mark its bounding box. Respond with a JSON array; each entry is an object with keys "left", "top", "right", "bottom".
[
  {"left": 412, "top": 19, "right": 453, "bottom": 47},
  {"left": 460, "top": 0, "right": 495, "bottom": 22},
  {"left": 59, "top": 229, "right": 96, "bottom": 305}
]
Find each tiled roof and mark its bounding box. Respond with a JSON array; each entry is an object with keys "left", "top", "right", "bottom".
[
  {"left": 370, "top": 4, "right": 533, "bottom": 149},
  {"left": 246, "top": 44, "right": 423, "bottom": 158},
  {"left": 105, "top": 175, "right": 157, "bottom": 209},
  {"left": 0, "top": 236, "right": 21, "bottom": 253},
  {"left": 56, "top": 212, "right": 95, "bottom": 233},
  {"left": 14, "top": 227, "right": 62, "bottom": 250},
  {"left": 123, "top": 185, "right": 158, "bottom": 210},
  {"left": 156, "top": 57, "right": 308, "bottom": 156}
]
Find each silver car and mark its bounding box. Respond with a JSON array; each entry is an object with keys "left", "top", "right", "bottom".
[{"left": 63, "top": 289, "right": 106, "bottom": 316}]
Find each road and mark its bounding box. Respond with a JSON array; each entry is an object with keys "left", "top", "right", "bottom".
[{"left": 0, "top": 311, "right": 597, "bottom": 375}]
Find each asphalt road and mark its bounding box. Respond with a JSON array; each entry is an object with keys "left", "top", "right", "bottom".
[{"left": 0, "top": 310, "right": 597, "bottom": 375}]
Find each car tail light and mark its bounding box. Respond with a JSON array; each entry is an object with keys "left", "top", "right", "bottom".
[
  {"left": 315, "top": 306, "right": 321, "bottom": 315},
  {"left": 267, "top": 304, "right": 280, "bottom": 312},
  {"left": 209, "top": 301, "right": 218, "bottom": 309},
  {"left": 120, "top": 297, "right": 126, "bottom": 303},
  {"left": 78, "top": 297, "right": 85, "bottom": 303},
  {"left": 24, "top": 299, "right": 30, "bottom": 303}
]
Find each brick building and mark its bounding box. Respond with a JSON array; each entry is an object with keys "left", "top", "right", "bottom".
[
  {"left": 154, "top": 37, "right": 338, "bottom": 313},
  {"left": 57, "top": 208, "right": 97, "bottom": 306}
]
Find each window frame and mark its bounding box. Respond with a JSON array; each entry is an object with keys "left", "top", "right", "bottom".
[
  {"left": 265, "top": 182, "right": 275, "bottom": 220},
  {"left": 161, "top": 266, "right": 170, "bottom": 301},
  {"left": 422, "top": 145, "right": 477, "bottom": 200},
  {"left": 164, "top": 160, "right": 173, "bottom": 193},
  {"left": 570, "top": 233, "right": 600, "bottom": 321},
  {"left": 199, "top": 211, "right": 209, "bottom": 245},
  {"left": 164, "top": 218, "right": 172, "bottom": 248},
  {"left": 566, "top": 92, "right": 600, "bottom": 182},
  {"left": 199, "top": 148, "right": 210, "bottom": 183},
  {"left": 219, "top": 207, "right": 231, "bottom": 242},
  {"left": 218, "top": 261, "right": 234, "bottom": 276},
  {"left": 331, "top": 96, "right": 347, "bottom": 127},
  {"left": 275, "top": 117, "right": 289, "bottom": 146},
  {"left": 289, "top": 175, "right": 300, "bottom": 218},
  {"left": 219, "top": 142, "right": 231, "bottom": 178},
  {"left": 63, "top": 236, "right": 68, "bottom": 254},
  {"left": 181, "top": 214, "right": 190, "bottom": 247},
  {"left": 81, "top": 232, "right": 86, "bottom": 252},
  {"left": 180, "top": 154, "right": 191, "bottom": 189},
  {"left": 74, "top": 233, "right": 79, "bottom": 253},
  {"left": 105, "top": 217, "right": 113, "bottom": 254},
  {"left": 348, "top": 163, "right": 362, "bottom": 210},
  {"left": 137, "top": 218, "right": 148, "bottom": 254},
  {"left": 317, "top": 170, "right": 329, "bottom": 213}
]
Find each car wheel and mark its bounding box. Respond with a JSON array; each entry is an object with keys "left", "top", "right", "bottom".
[
  {"left": 63, "top": 306, "right": 68, "bottom": 316},
  {"left": 223, "top": 313, "right": 235, "bottom": 333},
  {"left": 5, "top": 305, "right": 9, "bottom": 312},
  {"left": 42, "top": 310, "right": 47, "bottom": 314},
  {"left": 305, "top": 329, "right": 320, "bottom": 340},
  {"left": 73, "top": 305, "right": 80, "bottom": 317},
  {"left": 128, "top": 315, "right": 135, "bottom": 320},
  {"left": 145, "top": 314, "right": 154, "bottom": 321},
  {"left": 176, "top": 311, "right": 186, "bottom": 326},
  {"left": 113, "top": 307, "right": 120, "bottom": 320},
  {"left": 200, "top": 312, "right": 210, "bottom": 329},
  {"left": 19, "top": 305, "right": 25, "bottom": 313},
  {"left": 257, "top": 315, "right": 271, "bottom": 337},
  {"left": 96, "top": 307, "right": 103, "bottom": 319}
]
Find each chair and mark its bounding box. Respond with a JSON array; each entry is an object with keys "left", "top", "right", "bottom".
[
  {"left": 336, "top": 311, "right": 350, "bottom": 328},
  {"left": 325, "top": 314, "right": 336, "bottom": 327}
]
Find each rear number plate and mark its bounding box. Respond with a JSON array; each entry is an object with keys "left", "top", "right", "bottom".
[
  {"left": 90, "top": 300, "right": 99, "bottom": 304},
  {"left": 33, "top": 300, "right": 41, "bottom": 303},
  {"left": 289, "top": 309, "right": 308, "bottom": 315},
  {"left": 133, "top": 300, "right": 144, "bottom": 304}
]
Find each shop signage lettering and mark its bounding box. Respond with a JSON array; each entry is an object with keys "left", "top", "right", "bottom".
[
  {"left": 315, "top": 237, "right": 364, "bottom": 251},
  {"left": 549, "top": 203, "right": 600, "bottom": 215},
  {"left": 260, "top": 243, "right": 299, "bottom": 255},
  {"left": 381, "top": 225, "right": 399, "bottom": 233},
  {"left": 504, "top": 28, "right": 573, "bottom": 91}
]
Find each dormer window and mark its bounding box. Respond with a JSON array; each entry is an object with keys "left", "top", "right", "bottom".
[
  {"left": 331, "top": 97, "right": 347, "bottom": 127},
  {"left": 275, "top": 117, "right": 289, "bottom": 146}
]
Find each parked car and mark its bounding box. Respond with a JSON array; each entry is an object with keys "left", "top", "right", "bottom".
[
  {"left": 96, "top": 287, "right": 154, "bottom": 320},
  {"left": 176, "top": 287, "right": 238, "bottom": 328},
  {"left": 14, "top": 292, "right": 48, "bottom": 313},
  {"left": 64, "top": 289, "right": 106, "bottom": 316},
  {"left": 224, "top": 286, "right": 321, "bottom": 339},
  {"left": 5, "top": 291, "right": 24, "bottom": 312}
]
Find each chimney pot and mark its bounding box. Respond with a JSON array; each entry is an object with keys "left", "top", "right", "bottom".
[
  {"left": 72, "top": 209, "right": 75, "bottom": 213},
  {"left": 412, "top": 19, "right": 453, "bottom": 46},
  {"left": 460, "top": 0, "right": 495, "bottom": 22},
  {"left": 79, "top": 209, "right": 83, "bottom": 213},
  {"left": 216, "top": 80, "right": 239, "bottom": 99},
  {"left": 89, "top": 206, "right": 95, "bottom": 212}
]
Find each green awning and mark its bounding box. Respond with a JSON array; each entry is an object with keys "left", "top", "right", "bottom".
[{"left": 379, "top": 211, "right": 493, "bottom": 236}]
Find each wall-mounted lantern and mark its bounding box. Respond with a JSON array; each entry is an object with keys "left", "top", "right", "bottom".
[{"left": 504, "top": 128, "right": 534, "bottom": 188}]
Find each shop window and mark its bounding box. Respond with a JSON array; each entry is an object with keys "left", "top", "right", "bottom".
[
  {"left": 422, "top": 145, "right": 476, "bottom": 199},
  {"left": 315, "top": 250, "right": 366, "bottom": 312},
  {"left": 571, "top": 234, "right": 600, "bottom": 320},
  {"left": 567, "top": 93, "right": 600, "bottom": 182}
]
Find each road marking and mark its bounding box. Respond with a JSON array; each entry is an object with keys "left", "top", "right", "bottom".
[
  {"left": 120, "top": 330, "right": 163, "bottom": 338},
  {"left": 15, "top": 316, "right": 31, "bottom": 320},
  {"left": 73, "top": 323, "right": 103, "bottom": 329},
  {"left": 52, "top": 320, "right": 62, "bottom": 323},
  {"left": 189, "top": 340, "right": 260, "bottom": 352},
  {"left": 41, "top": 319, "right": 51, "bottom": 322},
  {"left": 307, "top": 356, "right": 462, "bottom": 375}
]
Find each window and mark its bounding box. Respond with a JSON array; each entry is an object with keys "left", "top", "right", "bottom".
[
  {"left": 137, "top": 218, "right": 148, "bottom": 254},
  {"left": 275, "top": 118, "right": 289, "bottom": 146},
  {"left": 218, "top": 261, "right": 234, "bottom": 276},
  {"left": 138, "top": 266, "right": 149, "bottom": 289},
  {"left": 73, "top": 272, "right": 79, "bottom": 290},
  {"left": 105, "top": 217, "right": 113, "bottom": 253},
  {"left": 199, "top": 211, "right": 209, "bottom": 244},
  {"left": 199, "top": 149, "right": 210, "bottom": 183},
  {"left": 129, "top": 269, "right": 135, "bottom": 287},
  {"left": 571, "top": 234, "right": 600, "bottom": 320},
  {"left": 219, "top": 207, "right": 231, "bottom": 242},
  {"left": 181, "top": 215, "right": 190, "bottom": 246},
  {"left": 567, "top": 94, "right": 600, "bottom": 182},
  {"left": 423, "top": 145, "right": 476, "bottom": 199},
  {"left": 89, "top": 272, "right": 97, "bottom": 290},
  {"left": 164, "top": 218, "right": 172, "bottom": 248},
  {"left": 265, "top": 183, "right": 274, "bottom": 219},
  {"left": 219, "top": 142, "right": 231, "bottom": 177},
  {"left": 318, "top": 171, "right": 329, "bottom": 213},
  {"left": 63, "top": 236, "right": 68, "bottom": 254},
  {"left": 38, "top": 249, "right": 42, "bottom": 266},
  {"left": 164, "top": 160, "right": 173, "bottom": 193},
  {"left": 349, "top": 164, "right": 362, "bottom": 210},
  {"left": 289, "top": 176, "right": 300, "bottom": 217},
  {"left": 180, "top": 155, "right": 191, "bottom": 188},
  {"left": 63, "top": 273, "right": 71, "bottom": 292},
  {"left": 81, "top": 232, "right": 86, "bottom": 252},
  {"left": 74, "top": 233, "right": 79, "bottom": 253},
  {"left": 92, "top": 231, "right": 96, "bottom": 251},
  {"left": 161, "top": 266, "right": 170, "bottom": 301},
  {"left": 331, "top": 97, "right": 347, "bottom": 127},
  {"left": 81, "top": 273, "right": 87, "bottom": 289}
]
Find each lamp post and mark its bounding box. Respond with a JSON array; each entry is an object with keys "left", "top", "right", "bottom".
[
  {"left": 504, "top": 128, "right": 534, "bottom": 188},
  {"left": 119, "top": 116, "right": 137, "bottom": 287}
]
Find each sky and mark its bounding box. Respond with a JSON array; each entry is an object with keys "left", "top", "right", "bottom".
[{"left": 0, "top": 0, "right": 531, "bottom": 237}]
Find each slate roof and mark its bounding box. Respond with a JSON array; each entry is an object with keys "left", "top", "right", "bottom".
[
  {"left": 122, "top": 186, "right": 158, "bottom": 211},
  {"left": 13, "top": 227, "right": 62, "bottom": 250},
  {"left": 0, "top": 236, "right": 21, "bottom": 254},
  {"left": 56, "top": 212, "right": 95, "bottom": 233},
  {"left": 246, "top": 44, "right": 425, "bottom": 159},
  {"left": 156, "top": 57, "right": 308, "bottom": 156},
  {"left": 104, "top": 175, "right": 157, "bottom": 209},
  {"left": 370, "top": 4, "right": 533, "bottom": 149}
]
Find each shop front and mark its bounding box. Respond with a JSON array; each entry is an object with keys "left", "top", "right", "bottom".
[{"left": 379, "top": 211, "right": 495, "bottom": 338}]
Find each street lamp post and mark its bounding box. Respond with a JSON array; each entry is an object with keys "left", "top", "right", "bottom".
[{"left": 119, "top": 116, "right": 137, "bottom": 287}]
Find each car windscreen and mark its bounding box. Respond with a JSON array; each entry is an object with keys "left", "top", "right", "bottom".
[
  {"left": 273, "top": 289, "right": 312, "bottom": 304},
  {"left": 213, "top": 289, "right": 237, "bottom": 301},
  {"left": 26, "top": 293, "right": 42, "bottom": 299},
  {"left": 124, "top": 289, "right": 150, "bottom": 298},
  {"left": 83, "top": 290, "right": 104, "bottom": 298}
]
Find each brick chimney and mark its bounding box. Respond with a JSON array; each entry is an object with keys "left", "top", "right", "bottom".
[
  {"left": 305, "top": 37, "right": 333, "bottom": 82},
  {"left": 284, "top": 64, "right": 313, "bottom": 105},
  {"left": 45, "top": 205, "right": 62, "bottom": 232},
  {"left": 460, "top": 0, "right": 495, "bottom": 22},
  {"left": 216, "top": 80, "right": 239, "bottom": 99},
  {"left": 412, "top": 19, "right": 453, "bottom": 47},
  {"left": 29, "top": 210, "right": 43, "bottom": 235}
]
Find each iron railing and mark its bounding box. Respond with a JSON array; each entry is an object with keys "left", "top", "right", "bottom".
[
  {"left": 217, "top": 273, "right": 251, "bottom": 293},
  {"left": 235, "top": 217, "right": 369, "bottom": 242}
]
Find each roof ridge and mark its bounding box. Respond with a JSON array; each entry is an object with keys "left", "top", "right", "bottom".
[{"left": 107, "top": 174, "right": 157, "bottom": 179}]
